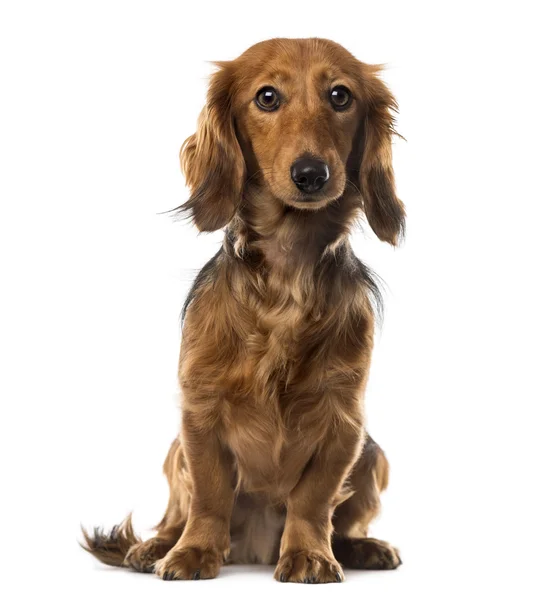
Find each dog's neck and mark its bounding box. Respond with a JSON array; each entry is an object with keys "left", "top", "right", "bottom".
[{"left": 228, "top": 185, "right": 361, "bottom": 273}]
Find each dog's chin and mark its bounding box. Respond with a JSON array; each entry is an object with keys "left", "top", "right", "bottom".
[
  {"left": 281, "top": 195, "right": 338, "bottom": 211},
  {"left": 273, "top": 182, "right": 346, "bottom": 211}
]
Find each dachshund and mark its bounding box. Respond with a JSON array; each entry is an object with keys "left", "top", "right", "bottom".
[{"left": 82, "top": 37, "right": 405, "bottom": 584}]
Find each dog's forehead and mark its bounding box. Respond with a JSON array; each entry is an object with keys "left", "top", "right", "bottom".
[{"left": 236, "top": 38, "right": 361, "bottom": 84}]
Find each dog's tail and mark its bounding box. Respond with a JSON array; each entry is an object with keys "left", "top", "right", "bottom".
[{"left": 80, "top": 514, "right": 141, "bottom": 567}]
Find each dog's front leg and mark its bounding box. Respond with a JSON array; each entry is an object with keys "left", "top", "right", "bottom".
[
  {"left": 275, "top": 421, "right": 363, "bottom": 584},
  {"left": 155, "top": 411, "right": 233, "bottom": 581}
]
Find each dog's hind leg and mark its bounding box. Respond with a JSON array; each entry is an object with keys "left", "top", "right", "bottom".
[
  {"left": 332, "top": 434, "right": 402, "bottom": 570},
  {"left": 81, "top": 514, "right": 180, "bottom": 573},
  {"left": 82, "top": 438, "right": 189, "bottom": 572},
  {"left": 124, "top": 438, "right": 190, "bottom": 572}
]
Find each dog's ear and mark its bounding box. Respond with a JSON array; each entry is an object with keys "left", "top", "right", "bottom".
[
  {"left": 176, "top": 62, "right": 245, "bottom": 232},
  {"left": 355, "top": 66, "right": 405, "bottom": 245}
]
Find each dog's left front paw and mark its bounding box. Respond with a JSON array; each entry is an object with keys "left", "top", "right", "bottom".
[{"left": 274, "top": 550, "right": 344, "bottom": 583}]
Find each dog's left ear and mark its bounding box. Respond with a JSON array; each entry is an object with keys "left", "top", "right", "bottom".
[
  {"left": 175, "top": 61, "right": 245, "bottom": 232},
  {"left": 355, "top": 66, "right": 405, "bottom": 245}
]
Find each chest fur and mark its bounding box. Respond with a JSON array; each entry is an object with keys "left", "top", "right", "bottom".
[{"left": 180, "top": 265, "right": 371, "bottom": 494}]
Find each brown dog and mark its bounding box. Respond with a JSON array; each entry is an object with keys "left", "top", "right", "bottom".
[{"left": 82, "top": 37, "right": 405, "bottom": 584}]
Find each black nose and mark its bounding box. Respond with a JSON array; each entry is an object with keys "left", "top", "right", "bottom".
[{"left": 290, "top": 158, "right": 330, "bottom": 194}]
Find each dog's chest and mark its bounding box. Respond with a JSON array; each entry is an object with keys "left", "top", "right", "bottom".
[
  {"left": 220, "top": 300, "right": 344, "bottom": 494},
  {"left": 234, "top": 289, "right": 322, "bottom": 398},
  {"left": 183, "top": 270, "right": 362, "bottom": 495}
]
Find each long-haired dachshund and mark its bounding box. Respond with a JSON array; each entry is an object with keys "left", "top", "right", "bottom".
[{"left": 82, "top": 37, "right": 405, "bottom": 584}]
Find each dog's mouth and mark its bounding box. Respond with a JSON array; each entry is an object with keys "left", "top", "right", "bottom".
[
  {"left": 265, "top": 173, "right": 346, "bottom": 210},
  {"left": 284, "top": 192, "right": 338, "bottom": 210},
  {"left": 288, "top": 177, "right": 347, "bottom": 209}
]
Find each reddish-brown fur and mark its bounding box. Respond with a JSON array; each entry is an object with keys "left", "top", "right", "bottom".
[{"left": 82, "top": 38, "right": 405, "bottom": 583}]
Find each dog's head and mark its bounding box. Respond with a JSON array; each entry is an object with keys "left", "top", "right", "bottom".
[{"left": 177, "top": 38, "right": 405, "bottom": 245}]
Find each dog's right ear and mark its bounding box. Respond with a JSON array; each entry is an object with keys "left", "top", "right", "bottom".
[{"left": 175, "top": 62, "right": 245, "bottom": 232}]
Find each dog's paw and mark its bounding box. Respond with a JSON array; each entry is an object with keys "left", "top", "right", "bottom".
[
  {"left": 155, "top": 546, "right": 222, "bottom": 580},
  {"left": 124, "top": 538, "right": 173, "bottom": 573},
  {"left": 274, "top": 550, "right": 344, "bottom": 583},
  {"left": 364, "top": 539, "right": 402, "bottom": 569},
  {"left": 354, "top": 538, "right": 402, "bottom": 570}
]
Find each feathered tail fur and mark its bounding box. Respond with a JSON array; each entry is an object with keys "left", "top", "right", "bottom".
[{"left": 80, "top": 514, "right": 141, "bottom": 568}]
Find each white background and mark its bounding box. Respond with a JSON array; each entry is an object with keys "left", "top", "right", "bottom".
[{"left": 1, "top": 1, "right": 557, "bottom": 598}]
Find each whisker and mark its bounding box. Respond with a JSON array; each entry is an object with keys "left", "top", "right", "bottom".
[{"left": 345, "top": 179, "right": 363, "bottom": 197}]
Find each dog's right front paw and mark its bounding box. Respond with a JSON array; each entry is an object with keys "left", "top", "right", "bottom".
[{"left": 155, "top": 546, "right": 222, "bottom": 580}]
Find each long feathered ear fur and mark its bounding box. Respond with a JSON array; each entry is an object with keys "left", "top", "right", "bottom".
[
  {"left": 175, "top": 62, "right": 245, "bottom": 232},
  {"left": 357, "top": 66, "right": 406, "bottom": 245}
]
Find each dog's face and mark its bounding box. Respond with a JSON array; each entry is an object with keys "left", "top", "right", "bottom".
[
  {"left": 178, "top": 38, "right": 405, "bottom": 245},
  {"left": 232, "top": 43, "right": 362, "bottom": 210}
]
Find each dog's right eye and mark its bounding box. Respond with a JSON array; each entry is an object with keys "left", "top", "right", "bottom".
[{"left": 255, "top": 87, "right": 280, "bottom": 111}]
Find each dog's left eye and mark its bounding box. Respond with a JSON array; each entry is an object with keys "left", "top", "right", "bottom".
[
  {"left": 330, "top": 86, "right": 352, "bottom": 110},
  {"left": 255, "top": 87, "right": 280, "bottom": 111}
]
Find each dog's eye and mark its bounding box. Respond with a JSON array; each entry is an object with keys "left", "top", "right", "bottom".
[
  {"left": 330, "top": 86, "right": 352, "bottom": 110},
  {"left": 255, "top": 87, "right": 280, "bottom": 111}
]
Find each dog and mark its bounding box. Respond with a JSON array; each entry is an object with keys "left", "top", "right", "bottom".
[{"left": 82, "top": 37, "right": 405, "bottom": 584}]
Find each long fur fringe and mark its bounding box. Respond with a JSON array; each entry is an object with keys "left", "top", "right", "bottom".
[{"left": 80, "top": 514, "right": 141, "bottom": 567}]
